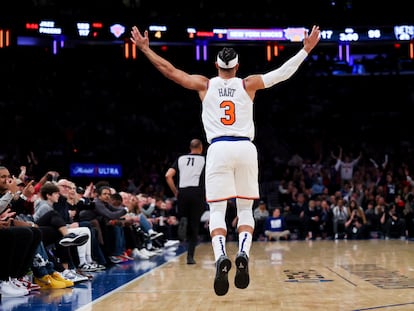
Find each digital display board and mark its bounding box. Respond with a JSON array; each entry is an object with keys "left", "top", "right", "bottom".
[{"left": 19, "top": 19, "right": 414, "bottom": 44}]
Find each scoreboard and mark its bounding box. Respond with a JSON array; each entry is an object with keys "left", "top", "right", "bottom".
[{"left": 1, "top": 18, "right": 413, "bottom": 63}]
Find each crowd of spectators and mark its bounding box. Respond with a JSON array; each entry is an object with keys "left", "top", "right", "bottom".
[
  {"left": 0, "top": 165, "right": 179, "bottom": 297},
  {"left": 253, "top": 149, "right": 414, "bottom": 241}
]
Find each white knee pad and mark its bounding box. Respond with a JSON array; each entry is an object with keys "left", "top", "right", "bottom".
[
  {"left": 237, "top": 209, "right": 255, "bottom": 228},
  {"left": 209, "top": 202, "right": 227, "bottom": 233},
  {"left": 236, "top": 199, "right": 255, "bottom": 229}
]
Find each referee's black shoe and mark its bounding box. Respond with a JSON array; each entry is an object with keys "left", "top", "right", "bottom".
[
  {"left": 214, "top": 255, "right": 232, "bottom": 296},
  {"left": 234, "top": 251, "right": 249, "bottom": 289}
]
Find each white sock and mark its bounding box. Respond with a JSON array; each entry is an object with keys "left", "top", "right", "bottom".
[
  {"left": 148, "top": 229, "right": 155, "bottom": 235},
  {"left": 238, "top": 231, "right": 252, "bottom": 257},
  {"left": 211, "top": 235, "right": 227, "bottom": 262}
]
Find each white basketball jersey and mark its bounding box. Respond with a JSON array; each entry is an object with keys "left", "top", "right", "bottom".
[{"left": 201, "top": 77, "right": 254, "bottom": 143}]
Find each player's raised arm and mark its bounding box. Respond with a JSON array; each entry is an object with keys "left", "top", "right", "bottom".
[
  {"left": 130, "top": 26, "right": 208, "bottom": 92},
  {"left": 244, "top": 25, "right": 321, "bottom": 93}
]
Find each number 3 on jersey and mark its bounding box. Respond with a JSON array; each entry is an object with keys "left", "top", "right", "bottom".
[{"left": 220, "top": 100, "right": 235, "bottom": 125}]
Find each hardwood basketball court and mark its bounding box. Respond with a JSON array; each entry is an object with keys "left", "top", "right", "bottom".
[{"left": 77, "top": 239, "right": 414, "bottom": 311}]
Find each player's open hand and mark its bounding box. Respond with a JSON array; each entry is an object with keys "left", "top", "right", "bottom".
[
  {"left": 303, "top": 25, "right": 321, "bottom": 53},
  {"left": 130, "top": 26, "right": 149, "bottom": 51}
]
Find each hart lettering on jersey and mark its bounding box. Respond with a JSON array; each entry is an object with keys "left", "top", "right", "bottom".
[{"left": 218, "top": 88, "right": 236, "bottom": 97}]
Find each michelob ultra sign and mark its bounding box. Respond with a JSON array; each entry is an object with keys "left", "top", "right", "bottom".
[{"left": 70, "top": 163, "right": 122, "bottom": 178}]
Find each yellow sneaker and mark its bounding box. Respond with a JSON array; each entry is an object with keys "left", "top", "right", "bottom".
[
  {"left": 51, "top": 272, "right": 74, "bottom": 288},
  {"left": 34, "top": 275, "right": 67, "bottom": 289}
]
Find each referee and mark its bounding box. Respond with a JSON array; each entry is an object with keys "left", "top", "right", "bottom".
[{"left": 165, "top": 138, "right": 206, "bottom": 264}]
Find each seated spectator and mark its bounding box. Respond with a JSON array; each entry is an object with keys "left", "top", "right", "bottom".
[
  {"left": 285, "top": 193, "right": 307, "bottom": 239},
  {"left": 401, "top": 194, "right": 414, "bottom": 238},
  {"left": 76, "top": 184, "right": 105, "bottom": 248},
  {"left": 332, "top": 197, "right": 348, "bottom": 239},
  {"left": 138, "top": 193, "right": 156, "bottom": 219},
  {"left": 319, "top": 199, "right": 333, "bottom": 239},
  {"left": 109, "top": 192, "right": 153, "bottom": 259},
  {"left": 364, "top": 200, "right": 381, "bottom": 237},
  {"left": 34, "top": 182, "right": 89, "bottom": 247},
  {"left": 253, "top": 200, "right": 269, "bottom": 241},
  {"left": 160, "top": 198, "right": 180, "bottom": 247},
  {"left": 0, "top": 215, "right": 73, "bottom": 293},
  {"left": 150, "top": 196, "right": 180, "bottom": 246},
  {"left": 345, "top": 199, "right": 368, "bottom": 239},
  {"left": 264, "top": 207, "right": 290, "bottom": 241},
  {"left": 304, "top": 199, "right": 322, "bottom": 240},
  {"left": 61, "top": 180, "right": 107, "bottom": 271},
  {"left": 32, "top": 238, "right": 74, "bottom": 290},
  {"left": 119, "top": 191, "right": 163, "bottom": 258},
  {"left": 380, "top": 203, "right": 406, "bottom": 239},
  {"left": 123, "top": 192, "right": 164, "bottom": 239},
  {"left": 0, "top": 217, "right": 41, "bottom": 297},
  {"left": 92, "top": 186, "right": 132, "bottom": 264},
  {"left": 33, "top": 182, "right": 91, "bottom": 282}
]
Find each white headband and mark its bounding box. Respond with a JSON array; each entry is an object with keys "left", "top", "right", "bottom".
[{"left": 217, "top": 55, "right": 238, "bottom": 69}]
